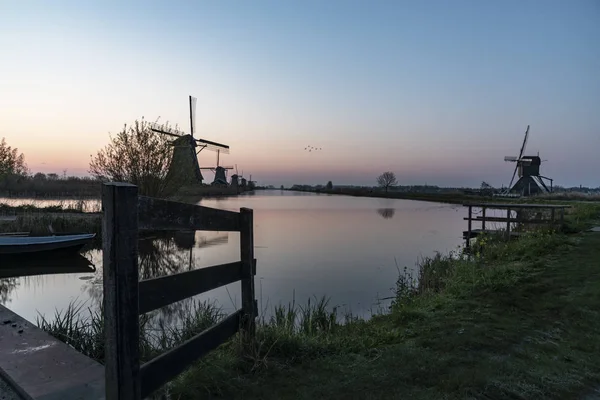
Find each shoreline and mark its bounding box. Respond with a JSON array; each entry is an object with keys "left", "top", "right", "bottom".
[{"left": 287, "top": 187, "right": 599, "bottom": 205}]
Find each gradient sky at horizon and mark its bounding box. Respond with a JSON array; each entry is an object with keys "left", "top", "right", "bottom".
[{"left": 1, "top": 0, "right": 599, "bottom": 187}]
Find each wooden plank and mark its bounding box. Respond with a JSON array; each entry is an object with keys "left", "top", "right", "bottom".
[
  {"left": 137, "top": 196, "right": 240, "bottom": 232},
  {"left": 102, "top": 182, "right": 141, "bottom": 400},
  {"left": 463, "top": 229, "right": 523, "bottom": 239},
  {"left": 239, "top": 208, "right": 256, "bottom": 350},
  {"left": 138, "top": 260, "right": 256, "bottom": 315},
  {"left": 0, "top": 305, "right": 105, "bottom": 400},
  {"left": 463, "top": 217, "right": 557, "bottom": 224},
  {"left": 463, "top": 203, "right": 571, "bottom": 209},
  {"left": 140, "top": 310, "right": 242, "bottom": 399}
]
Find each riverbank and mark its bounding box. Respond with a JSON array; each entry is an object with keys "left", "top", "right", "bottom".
[
  {"left": 292, "top": 187, "right": 600, "bottom": 205},
  {"left": 35, "top": 203, "right": 600, "bottom": 399}
]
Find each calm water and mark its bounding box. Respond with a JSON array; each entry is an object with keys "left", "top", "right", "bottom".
[{"left": 1, "top": 191, "right": 468, "bottom": 324}]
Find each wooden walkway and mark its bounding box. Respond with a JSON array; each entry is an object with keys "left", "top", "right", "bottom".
[
  {"left": 463, "top": 229, "right": 524, "bottom": 240},
  {"left": 462, "top": 202, "right": 571, "bottom": 246},
  {"left": 0, "top": 305, "right": 104, "bottom": 400}
]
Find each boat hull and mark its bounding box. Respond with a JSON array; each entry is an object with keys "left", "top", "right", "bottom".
[{"left": 0, "top": 234, "right": 96, "bottom": 255}]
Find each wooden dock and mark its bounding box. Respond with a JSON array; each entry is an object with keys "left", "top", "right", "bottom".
[
  {"left": 462, "top": 202, "right": 571, "bottom": 246},
  {"left": 0, "top": 305, "right": 105, "bottom": 400}
]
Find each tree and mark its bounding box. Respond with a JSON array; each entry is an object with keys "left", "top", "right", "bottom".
[
  {"left": 326, "top": 181, "right": 333, "bottom": 190},
  {"left": 47, "top": 173, "right": 59, "bottom": 180},
  {"left": 0, "top": 138, "right": 28, "bottom": 177},
  {"left": 89, "top": 118, "right": 173, "bottom": 196},
  {"left": 33, "top": 172, "right": 47, "bottom": 181},
  {"left": 377, "top": 171, "right": 397, "bottom": 192}
]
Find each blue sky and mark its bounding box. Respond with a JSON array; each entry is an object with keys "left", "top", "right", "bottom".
[{"left": 1, "top": 0, "right": 598, "bottom": 187}]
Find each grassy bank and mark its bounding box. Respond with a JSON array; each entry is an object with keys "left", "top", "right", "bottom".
[
  {"left": 0, "top": 199, "right": 99, "bottom": 214},
  {"left": 295, "top": 187, "right": 599, "bottom": 205},
  {"left": 38, "top": 203, "right": 600, "bottom": 399}
]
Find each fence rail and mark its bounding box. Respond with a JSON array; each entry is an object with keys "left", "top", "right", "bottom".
[{"left": 102, "top": 182, "right": 256, "bottom": 399}]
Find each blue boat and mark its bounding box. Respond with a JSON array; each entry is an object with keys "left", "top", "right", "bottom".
[{"left": 0, "top": 233, "right": 96, "bottom": 255}]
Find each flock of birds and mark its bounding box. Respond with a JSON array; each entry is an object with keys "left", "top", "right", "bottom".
[{"left": 304, "top": 145, "right": 322, "bottom": 152}]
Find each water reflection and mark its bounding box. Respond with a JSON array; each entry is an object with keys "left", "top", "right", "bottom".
[
  {"left": 0, "top": 278, "right": 17, "bottom": 304},
  {"left": 1, "top": 231, "right": 232, "bottom": 327},
  {"left": 0, "top": 254, "right": 96, "bottom": 303},
  {"left": 377, "top": 208, "right": 395, "bottom": 219}
]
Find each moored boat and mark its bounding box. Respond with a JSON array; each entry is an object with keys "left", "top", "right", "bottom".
[{"left": 0, "top": 233, "right": 96, "bottom": 255}]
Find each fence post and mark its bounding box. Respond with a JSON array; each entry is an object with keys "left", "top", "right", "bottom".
[
  {"left": 239, "top": 208, "right": 256, "bottom": 351},
  {"left": 506, "top": 208, "right": 511, "bottom": 238},
  {"left": 481, "top": 207, "right": 486, "bottom": 231},
  {"left": 102, "top": 182, "right": 140, "bottom": 400}
]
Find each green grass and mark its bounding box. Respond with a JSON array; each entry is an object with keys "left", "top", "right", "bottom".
[
  {"left": 0, "top": 213, "right": 102, "bottom": 239},
  {"left": 38, "top": 203, "right": 600, "bottom": 399}
]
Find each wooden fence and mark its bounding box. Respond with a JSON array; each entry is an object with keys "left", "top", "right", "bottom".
[
  {"left": 463, "top": 202, "right": 571, "bottom": 246},
  {"left": 102, "top": 182, "right": 257, "bottom": 399}
]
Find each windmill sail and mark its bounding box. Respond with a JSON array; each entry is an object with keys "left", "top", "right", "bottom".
[
  {"left": 508, "top": 125, "right": 530, "bottom": 189},
  {"left": 189, "top": 96, "right": 197, "bottom": 138},
  {"left": 196, "top": 138, "right": 230, "bottom": 153},
  {"left": 149, "top": 122, "right": 186, "bottom": 138}
]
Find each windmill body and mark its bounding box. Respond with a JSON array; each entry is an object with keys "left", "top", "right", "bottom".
[
  {"left": 199, "top": 149, "right": 234, "bottom": 185},
  {"left": 503, "top": 126, "right": 553, "bottom": 196},
  {"left": 150, "top": 95, "right": 230, "bottom": 189},
  {"left": 165, "top": 134, "right": 203, "bottom": 186}
]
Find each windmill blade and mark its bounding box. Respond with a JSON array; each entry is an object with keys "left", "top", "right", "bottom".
[
  {"left": 517, "top": 125, "right": 530, "bottom": 160},
  {"left": 189, "top": 95, "right": 197, "bottom": 139},
  {"left": 195, "top": 138, "right": 230, "bottom": 153},
  {"left": 504, "top": 156, "right": 518, "bottom": 162},
  {"left": 148, "top": 122, "right": 185, "bottom": 138}
]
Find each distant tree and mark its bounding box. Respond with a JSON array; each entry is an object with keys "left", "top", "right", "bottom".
[
  {"left": 377, "top": 171, "right": 397, "bottom": 192},
  {"left": 47, "top": 173, "right": 59, "bottom": 180},
  {"left": 0, "top": 138, "right": 28, "bottom": 177},
  {"left": 280, "top": 185, "right": 284, "bottom": 190},
  {"left": 326, "top": 181, "right": 333, "bottom": 190},
  {"left": 33, "top": 172, "right": 47, "bottom": 181},
  {"left": 89, "top": 118, "right": 173, "bottom": 196}
]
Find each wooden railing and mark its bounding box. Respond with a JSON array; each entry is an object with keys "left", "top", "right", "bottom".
[
  {"left": 463, "top": 202, "right": 571, "bottom": 246},
  {"left": 102, "top": 182, "right": 256, "bottom": 399}
]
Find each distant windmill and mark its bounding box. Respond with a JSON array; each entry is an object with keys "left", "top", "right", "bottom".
[
  {"left": 199, "top": 148, "right": 234, "bottom": 185},
  {"left": 149, "top": 95, "right": 230, "bottom": 186},
  {"left": 503, "top": 125, "right": 553, "bottom": 196}
]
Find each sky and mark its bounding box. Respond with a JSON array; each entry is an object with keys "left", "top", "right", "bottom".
[{"left": 1, "top": 0, "right": 599, "bottom": 188}]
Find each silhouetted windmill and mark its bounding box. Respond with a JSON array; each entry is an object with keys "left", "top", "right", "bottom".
[
  {"left": 503, "top": 125, "right": 553, "bottom": 196},
  {"left": 149, "top": 95, "right": 230, "bottom": 186},
  {"left": 200, "top": 148, "right": 234, "bottom": 185}
]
